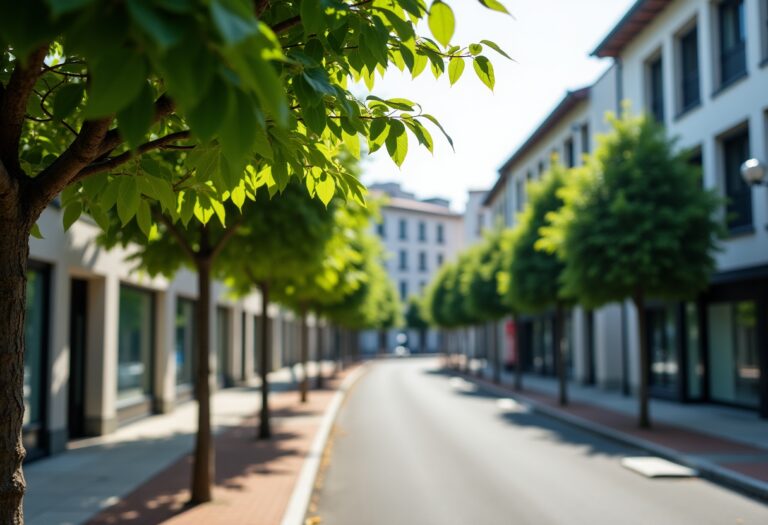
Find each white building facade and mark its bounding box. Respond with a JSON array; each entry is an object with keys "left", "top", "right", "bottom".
[
  {"left": 360, "top": 183, "right": 464, "bottom": 354},
  {"left": 481, "top": 0, "right": 768, "bottom": 418}
]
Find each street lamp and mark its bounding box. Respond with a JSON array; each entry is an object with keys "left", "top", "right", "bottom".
[{"left": 741, "top": 158, "right": 767, "bottom": 186}]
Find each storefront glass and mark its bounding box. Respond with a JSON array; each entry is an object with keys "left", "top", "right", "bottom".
[
  {"left": 647, "top": 304, "right": 679, "bottom": 393},
  {"left": 117, "top": 286, "right": 154, "bottom": 400},
  {"left": 685, "top": 303, "right": 703, "bottom": 399},
  {"left": 532, "top": 318, "right": 554, "bottom": 375},
  {"left": 707, "top": 301, "right": 760, "bottom": 408},
  {"left": 24, "top": 267, "right": 47, "bottom": 426},
  {"left": 175, "top": 298, "right": 195, "bottom": 386},
  {"left": 216, "top": 306, "right": 229, "bottom": 386}
]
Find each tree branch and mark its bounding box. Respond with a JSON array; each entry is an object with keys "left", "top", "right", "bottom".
[
  {"left": 154, "top": 209, "right": 198, "bottom": 262},
  {"left": 210, "top": 216, "right": 244, "bottom": 261},
  {"left": 0, "top": 46, "right": 48, "bottom": 177},
  {"left": 73, "top": 130, "right": 192, "bottom": 182}
]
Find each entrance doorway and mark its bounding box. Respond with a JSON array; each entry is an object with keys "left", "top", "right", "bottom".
[{"left": 68, "top": 278, "right": 88, "bottom": 438}]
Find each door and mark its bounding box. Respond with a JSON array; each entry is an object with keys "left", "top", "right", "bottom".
[{"left": 68, "top": 279, "right": 88, "bottom": 438}]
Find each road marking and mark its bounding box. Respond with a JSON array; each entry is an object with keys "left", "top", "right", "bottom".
[{"left": 621, "top": 457, "right": 698, "bottom": 478}]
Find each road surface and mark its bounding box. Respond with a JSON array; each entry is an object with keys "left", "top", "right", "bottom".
[{"left": 312, "top": 357, "right": 768, "bottom": 525}]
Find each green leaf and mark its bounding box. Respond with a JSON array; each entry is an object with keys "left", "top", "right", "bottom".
[
  {"left": 428, "top": 1, "right": 455, "bottom": 47},
  {"left": 30, "top": 223, "right": 44, "bottom": 240},
  {"left": 85, "top": 50, "right": 147, "bottom": 118},
  {"left": 127, "top": 0, "right": 183, "bottom": 49},
  {"left": 63, "top": 201, "right": 82, "bottom": 231},
  {"left": 220, "top": 91, "right": 257, "bottom": 165},
  {"left": 210, "top": 0, "right": 258, "bottom": 45},
  {"left": 478, "top": 0, "right": 510, "bottom": 15},
  {"left": 368, "top": 118, "right": 390, "bottom": 153},
  {"left": 411, "top": 53, "right": 428, "bottom": 78},
  {"left": 52, "top": 83, "right": 85, "bottom": 120},
  {"left": 231, "top": 182, "right": 246, "bottom": 210},
  {"left": 480, "top": 39, "right": 513, "bottom": 60},
  {"left": 473, "top": 56, "right": 495, "bottom": 90},
  {"left": 300, "top": 0, "right": 323, "bottom": 35},
  {"left": 117, "top": 82, "right": 155, "bottom": 150},
  {"left": 468, "top": 43, "right": 483, "bottom": 56},
  {"left": 422, "top": 114, "right": 454, "bottom": 151},
  {"left": 385, "top": 120, "right": 408, "bottom": 168},
  {"left": 117, "top": 177, "right": 141, "bottom": 225},
  {"left": 316, "top": 174, "right": 335, "bottom": 206},
  {"left": 448, "top": 57, "right": 464, "bottom": 85},
  {"left": 187, "top": 77, "right": 230, "bottom": 141},
  {"left": 47, "top": 0, "right": 95, "bottom": 17},
  {"left": 136, "top": 200, "right": 152, "bottom": 237}
]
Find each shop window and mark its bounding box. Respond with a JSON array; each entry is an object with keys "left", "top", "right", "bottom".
[
  {"left": 118, "top": 286, "right": 155, "bottom": 401},
  {"left": 24, "top": 265, "right": 49, "bottom": 428},
  {"left": 707, "top": 301, "right": 760, "bottom": 408},
  {"left": 646, "top": 304, "right": 679, "bottom": 393},
  {"left": 175, "top": 298, "right": 196, "bottom": 386},
  {"left": 685, "top": 303, "right": 704, "bottom": 400}
]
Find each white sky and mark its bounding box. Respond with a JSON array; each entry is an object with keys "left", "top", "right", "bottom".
[{"left": 358, "top": 0, "right": 637, "bottom": 211}]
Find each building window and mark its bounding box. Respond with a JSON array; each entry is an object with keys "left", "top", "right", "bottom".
[
  {"left": 707, "top": 301, "right": 760, "bottom": 408},
  {"left": 476, "top": 213, "right": 484, "bottom": 236},
  {"left": 24, "top": 264, "right": 49, "bottom": 428},
  {"left": 718, "top": 0, "right": 746, "bottom": 87},
  {"left": 376, "top": 220, "right": 386, "bottom": 238},
  {"left": 580, "top": 123, "right": 590, "bottom": 155},
  {"left": 118, "top": 286, "right": 155, "bottom": 401},
  {"left": 516, "top": 179, "right": 525, "bottom": 212},
  {"left": 538, "top": 160, "right": 546, "bottom": 176},
  {"left": 647, "top": 54, "right": 665, "bottom": 123},
  {"left": 399, "top": 281, "right": 408, "bottom": 301},
  {"left": 418, "top": 221, "right": 426, "bottom": 242},
  {"left": 688, "top": 146, "right": 704, "bottom": 187},
  {"left": 722, "top": 129, "right": 752, "bottom": 231},
  {"left": 436, "top": 223, "right": 445, "bottom": 244},
  {"left": 418, "top": 251, "right": 427, "bottom": 272},
  {"left": 216, "top": 306, "right": 229, "bottom": 387},
  {"left": 646, "top": 304, "right": 679, "bottom": 393},
  {"left": 420, "top": 281, "right": 427, "bottom": 291},
  {"left": 399, "top": 250, "right": 408, "bottom": 270},
  {"left": 175, "top": 298, "right": 196, "bottom": 387},
  {"left": 679, "top": 25, "right": 701, "bottom": 112},
  {"left": 564, "top": 137, "right": 575, "bottom": 168},
  {"left": 398, "top": 218, "right": 407, "bottom": 240},
  {"left": 437, "top": 253, "right": 444, "bottom": 267}
]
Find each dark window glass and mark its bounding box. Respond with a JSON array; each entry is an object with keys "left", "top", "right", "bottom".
[
  {"left": 376, "top": 220, "right": 386, "bottom": 238},
  {"left": 580, "top": 124, "right": 590, "bottom": 155},
  {"left": 24, "top": 266, "right": 48, "bottom": 427},
  {"left": 399, "top": 250, "right": 408, "bottom": 270},
  {"left": 647, "top": 304, "right": 679, "bottom": 393},
  {"left": 175, "top": 298, "right": 195, "bottom": 386},
  {"left": 437, "top": 253, "right": 444, "bottom": 267},
  {"left": 418, "top": 251, "right": 427, "bottom": 271},
  {"left": 399, "top": 281, "right": 408, "bottom": 300},
  {"left": 722, "top": 130, "right": 752, "bottom": 230},
  {"left": 680, "top": 26, "right": 701, "bottom": 110},
  {"left": 648, "top": 56, "right": 665, "bottom": 123},
  {"left": 538, "top": 161, "right": 545, "bottom": 176},
  {"left": 719, "top": 0, "right": 746, "bottom": 85},
  {"left": 398, "top": 219, "right": 407, "bottom": 239},
  {"left": 436, "top": 223, "right": 445, "bottom": 244},
  {"left": 564, "top": 138, "right": 575, "bottom": 168},
  {"left": 118, "top": 286, "right": 155, "bottom": 400},
  {"left": 418, "top": 221, "right": 426, "bottom": 241},
  {"left": 516, "top": 179, "right": 525, "bottom": 211}
]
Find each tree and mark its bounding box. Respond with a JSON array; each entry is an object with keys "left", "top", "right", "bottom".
[
  {"left": 464, "top": 229, "right": 508, "bottom": 383},
  {"left": 405, "top": 295, "right": 429, "bottom": 353},
  {"left": 0, "top": 1, "right": 511, "bottom": 519},
  {"left": 501, "top": 161, "right": 570, "bottom": 404},
  {"left": 540, "top": 111, "right": 721, "bottom": 428},
  {"left": 219, "top": 182, "right": 339, "bottom": 439}
]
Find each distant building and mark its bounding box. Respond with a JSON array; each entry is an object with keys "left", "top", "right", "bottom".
[{"left": 361, "top": 182, "right": 464, "bottom": 353}]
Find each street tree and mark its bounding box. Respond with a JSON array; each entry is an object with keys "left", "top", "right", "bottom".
[
  {"left": 540, "top": 112, "right": 721, "bottom": 428},
  {"left": 501, "top": 161, "right": 570, "bottom": 405},
  {"left": 0, "top": 1, "right": 512, "bottom": 519},
  {"left": 464, "top": 229, "right": 508, "bottom": 383},
  {"left": 219, "top": 182, "right": 339, "bottom": 439}
]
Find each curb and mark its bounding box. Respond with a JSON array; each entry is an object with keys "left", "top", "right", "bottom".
[
  {"left": 460, "top": 372, "right": 768, "bottom": 503},
  {"left": 280, "top": 365, "right": 368, "bottom": 525}
]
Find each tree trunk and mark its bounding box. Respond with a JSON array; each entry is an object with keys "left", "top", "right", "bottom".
[
  {"left": 514, "top": 317, "right": 523, "bottom": 391},
  {"left": 258, "top": 282, "right": 272, "bottom": 440},
  {"left": 634, "top": 293, "right": 651, "bottom": 428},
  {"left": 315, "top": 322, "right": 324, "bottom": 390},
  {"left": 0, "top": 213, "right": 32, "bottom": 525},
  {"left": 555, "top": 302, "right": 568, "bottom": 406},
  {"left": 190, "top": 254, "right": 213, "bottom": 504},
  {"left": 299, "top": 306, "right": 309, "bottom": 403}
]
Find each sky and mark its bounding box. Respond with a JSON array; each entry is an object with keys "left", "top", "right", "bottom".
[{"left": 358, "top": 0, "right": 637, "bottom": 211}]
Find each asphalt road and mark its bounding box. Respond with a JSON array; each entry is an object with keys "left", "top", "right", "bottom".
[{"left": 312, "top": 357, "right": 768, "bottom": 525}]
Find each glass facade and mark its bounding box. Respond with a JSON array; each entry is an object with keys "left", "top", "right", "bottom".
[
  {"left": 719, "top": 0, "right": 746, "bottom": 86},
  {"left": 216, "top": 306, "right": 229, "bottom": 386},
  {"left": 24, "top": 267, "right": 48, "bottom": 427},
  {"left": 707, "top": 301, "right": 761, "bottom": 408},
  {"left": 648, "top": 55, "right": 664, "bottom": 123},
  {"left": 532, "top": 318, "right": 554, "bottom": 375},
  {"left": 175, "top": 298, "right": 195, "bottom": 386},
  {"left": 723, "top": 130, "right": 752, "bottom": 231},
  {"left": 647, "top": 304, "right": 679, "bottom": 393},
  {"left": 685, "top": 303, "right": 704, "bottom": 399},
  {"left": 118, "top": 286, "right": 155, "bottom": 401},
  {"left": 680, "top": 25, "right": 700, "bottom": 111}
]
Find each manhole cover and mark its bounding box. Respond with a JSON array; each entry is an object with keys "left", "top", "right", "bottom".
[{"left": 621, "top": 457, "right": 697, "bottom": 478}]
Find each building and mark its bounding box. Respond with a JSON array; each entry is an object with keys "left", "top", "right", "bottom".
[
  {"left": 22, "top": 204, "right": 327, "bottom": 460},
  {"left": 481, "top": 0, "right": 768, "bottom": 418},
  {"left": 361, "top": 183, "right": 464, "bottom": 353}
]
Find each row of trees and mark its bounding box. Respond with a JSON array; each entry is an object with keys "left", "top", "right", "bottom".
[
  {"left": 0, "top": 1, "right": 511, "bottom": 521},
  {"left": 424, "top": 111, "right": 721, "bottom": 429}
]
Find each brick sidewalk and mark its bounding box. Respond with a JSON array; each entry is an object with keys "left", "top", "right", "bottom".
[{"left": 87, "top": 369, "right": 355, "bottom": 525}]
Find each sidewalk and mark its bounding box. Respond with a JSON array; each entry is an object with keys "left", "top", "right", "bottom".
[
  {"left": 463, "top": 361, "right": 768, "bottom": 500},
  {"left": 24, "top": 362, "right": 356, "bottom": 525}
]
